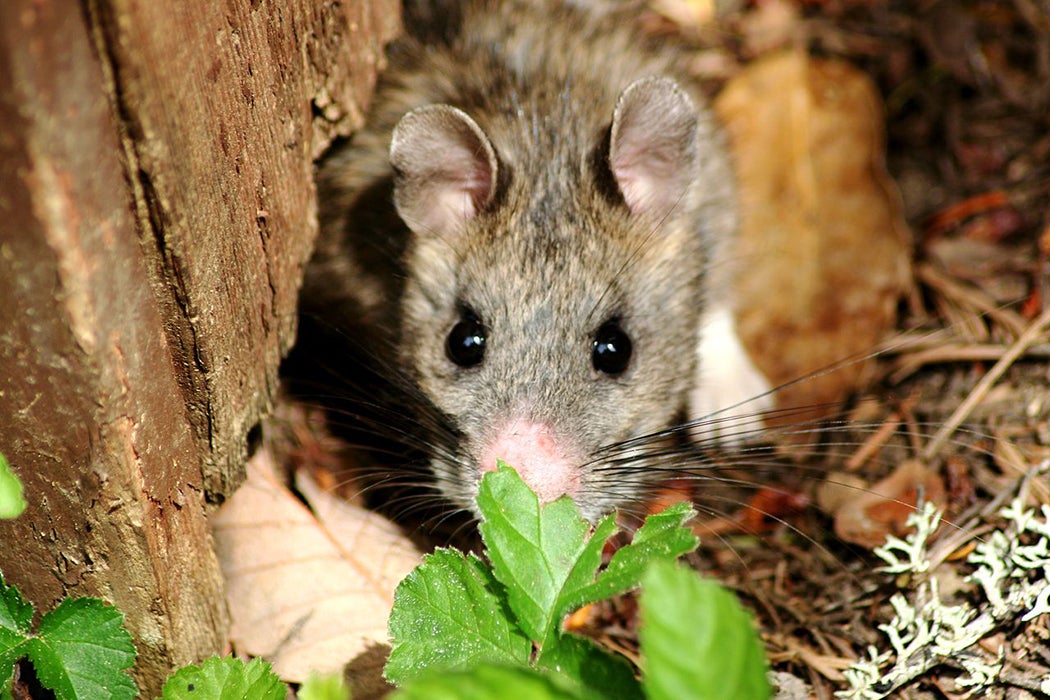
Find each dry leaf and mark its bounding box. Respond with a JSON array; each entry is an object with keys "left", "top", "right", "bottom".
[
  {"left": 739, "top": 0, "right": 804, "bottom": 56},
  {"left": 737, "top": 486, "right": 809, "bottom": 534},
  {"left": 647, "top": 0, "right": 717, "bottom": 30},
  {"left": 646, "top": 479, "right": 694, "bottom": 515},
  {"left": 827, "top": 459, "right": 946, "bottom": 548},
  {"left": 815, "top": 471, "right": 868, "bottom": 514},
  {"left": 716, "top": 50, "right": 912, "bottom": 435},
  {"left": 211, "top": 450, "right": 422, "bottom": 685}
]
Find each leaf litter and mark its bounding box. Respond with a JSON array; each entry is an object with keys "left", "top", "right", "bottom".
[
  {"left": 667, "top": 1, "right": 1050, "bottom": 697},
  {"left": 211, "top": 442, "right": 420, "bottom": 696},
  {"left": 226, "top": 1, "right": 1050, "bottom": 697}
]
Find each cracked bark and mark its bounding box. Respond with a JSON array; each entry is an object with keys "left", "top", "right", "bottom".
[{"left": 0, "top": 0, "right": 399, "bottom": 694}]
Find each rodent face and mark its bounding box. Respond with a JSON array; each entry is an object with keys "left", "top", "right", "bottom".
[
  {"left": 389, "top": 78, "right": 710, "bottom": 520},
  {"left": 399, "top": 196, "right": 705, "bottom": 520}
]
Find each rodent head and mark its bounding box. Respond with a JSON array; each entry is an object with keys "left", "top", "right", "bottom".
[{"left": 390, "top": 77, "right": 713, "bottom": 520}]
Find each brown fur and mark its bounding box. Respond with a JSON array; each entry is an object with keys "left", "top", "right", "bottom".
[{"left": 302, "top": 0, "right": 738, "bottom": 520}]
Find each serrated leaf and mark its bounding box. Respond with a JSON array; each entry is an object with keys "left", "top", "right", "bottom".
[
  {"left": 0, "top": 454, "right": 26, "bottom": 520},
  {"left": 161, "top": 656, "right": 284, "bottom": 700},
  {"left": 640, "top": 561, "right": 770, "bottom": 700},
  {"left": 28, "top": 597, "right": 137, "bottom": 700},
  {"left": 535, "top": 633, "right": 643, "bottom": 700},
  {"left": 565, "top": 501, "right": 698, "bottom": 613},
  {"left": 476, "top": 464, "right": 617, "bottom": 649},
  {"left": 385, "top": 548, "right": 531, "bottom": 685},
  {"left": 0, "top": 574, "right": 33, "bottom": 670},
  {"left": 391, "top": 663, "right": 590, "bottom": 700},
  {"left": 298, "top": 670, "right": 351, "bottom": 700},
  {"left": 0, "top": 578, "right": 137, "bottom": 699}
]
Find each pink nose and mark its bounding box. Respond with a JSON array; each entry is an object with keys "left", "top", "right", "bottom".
[{"left": 481, "top": 419, "right": 579, "bottom": 504}]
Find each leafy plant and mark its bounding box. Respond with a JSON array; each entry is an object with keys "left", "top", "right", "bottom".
[
  {"left": 0, "top": 453, "right": 26, "bottom": 520},
  {"left": 386, "top": 463, "right": 771, "bottom": 699},
  {"left": 0, "top": 573, "right": 137, "bottom": 700},
  {"left": 160, "top": 656, "right": 284, "bottom": 700},
  {"left": 639, "top": 560, "right": 771, "bottom": 700},
  {"left": 0, "top": 575, "right": 305, "bottom": 700},
  {"left": 298, "top": 670, "right": 352, "bottom": 700},
  {"left": 0, "top": 455, "right": 769, "bottom": 699}
]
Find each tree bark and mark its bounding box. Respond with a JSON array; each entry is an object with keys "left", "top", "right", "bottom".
[{"left": 0, "top": 0, "right": 398, "bottom": 694}]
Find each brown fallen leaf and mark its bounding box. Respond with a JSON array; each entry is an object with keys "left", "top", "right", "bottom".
[
  {"left": 716, "top": 50, "right": 912, "bottom": 438},
  {"left": 738, "top": 0, "right": 804, "bottom": 57},
  {"left": 647, "top": 0, "right": 717, "bottom": 31},
  {"left": 646, "top": 478, "right": 694, "bottom": 516},
  {"left": 737, "top": 486, "right": 810, "bottom": 534},
  {"left": 821, "top": 459, "right": 947, "bottom": 548},
  {"left": 211, "top": 449, "right": 422, "bottom": 687},
  {"left": 564, "top": 602, "right": 596, "bottom": 633},
  {"left": 690, "top": 485, "right": 809, "bottom": 538}
]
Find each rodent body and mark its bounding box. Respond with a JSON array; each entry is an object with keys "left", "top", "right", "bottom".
[{"left": 299, "top": 0, "right": 770, "bottom": 521}]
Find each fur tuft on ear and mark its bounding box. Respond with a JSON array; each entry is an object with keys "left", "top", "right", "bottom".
[
  {"left": 609, "top": 77, "right": 699, "bottom": 216},
  {"left": 390, "top": 104, "right": 498, "bottom": 237}
]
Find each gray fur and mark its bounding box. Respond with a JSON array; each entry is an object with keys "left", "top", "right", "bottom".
[{"left": 305, "top": 0, "right": 738, "bottom": 520}]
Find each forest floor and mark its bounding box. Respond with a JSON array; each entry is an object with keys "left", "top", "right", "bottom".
[{"left": 638, "top": 1, "right": 1050, "bottom": 697}]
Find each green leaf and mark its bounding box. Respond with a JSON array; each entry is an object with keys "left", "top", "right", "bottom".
[
  {"left": 0, "top": 453, "right": 26, "bottom": 520},
  {"left": 385, "top": 464, "right": 714, "bottom": 696},
  {"left": 385, "top": 548, "right": 531, "bottom": 685},
  {"left": 391, "top": 664, "right": 590, "bottom": 700},
  {"left": 476, "top": 463, "right": 617, "bottom": 650},
  {"left": 28, "top": 597, "right": 137, "bottom": 700},
  {"left": 161, "top": 656, "right": 284, "bottom": 700},
  {"left": 298, "top": 670, "right": 351, "bottom": 700},
  {"left": 640, "top": 561, "right": 770, "bottom": 700},
  {"left": 565, "top": 501, "right": 698, "bottom": 613},
  {"left": 0, "top": 573, "right": 33, "bottom": 671},
  {"left": 534, "top": 633, "right": 643, "bottom": 700}
]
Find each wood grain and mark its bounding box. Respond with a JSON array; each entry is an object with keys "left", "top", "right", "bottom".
[{"left": 0, "top": 0, "right": 398, "bottom": 692}]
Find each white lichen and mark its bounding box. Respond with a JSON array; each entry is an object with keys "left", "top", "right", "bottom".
[
  {"left": 872, "top": 501, "right": 942, "bottom": 575},
  {"left": 836, "top": 460, "right": 1050, "bottom": 699},
  {"left": 954, "top": 647, "right": 1003, "bottom": 692},
  {"left": 837, "top": 647, "right": 891, "bottom": 700}
]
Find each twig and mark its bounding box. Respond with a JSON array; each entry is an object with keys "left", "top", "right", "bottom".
[
  {"left": 917, "top": 263, "right": 1029, "bottom": 338},
  {"left": 844, "top": 413, "right": 901, "bottom": 472},
  {"left": 888, "top": 342, "right": 1050, "bottom": 383},
  {"left": 921, "top": 305, "right": 1050, "bottom": 462}
]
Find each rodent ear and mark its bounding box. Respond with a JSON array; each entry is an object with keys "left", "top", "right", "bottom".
[
  {"left": 609, "top": 77, "right": 699, "bottom": 216},
  {"left": 390, "top": 104, "right": 498, "bottom": 237}
]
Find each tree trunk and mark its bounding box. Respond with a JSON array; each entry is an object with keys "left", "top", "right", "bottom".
[{"left": 0, "top": 0, "right": 398, "bottom": 693}]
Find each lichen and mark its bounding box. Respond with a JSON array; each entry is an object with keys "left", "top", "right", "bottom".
[{"left": 836, "top": 460, "right": 1050, "bottom": 699}]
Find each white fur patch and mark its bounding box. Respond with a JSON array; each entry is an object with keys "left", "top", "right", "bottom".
[{"left": 689, "top": 305, "right": 774, "bottom": 446}]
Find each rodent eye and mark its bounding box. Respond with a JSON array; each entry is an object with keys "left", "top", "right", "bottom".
[
  {"left": 446, "top": 310, "right": 486, "bottom": 367},
  {"left": 592, "top": 320, "right": 632, "bottom": 376}
]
